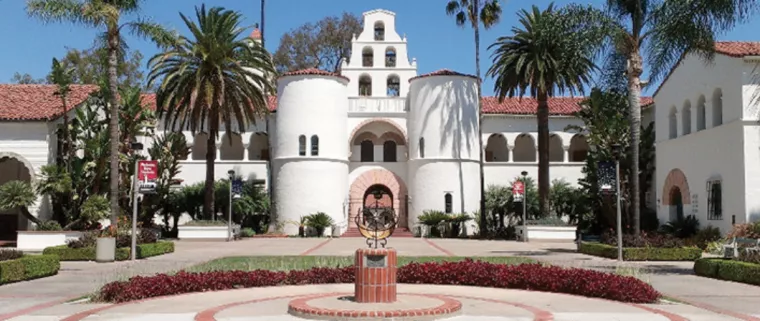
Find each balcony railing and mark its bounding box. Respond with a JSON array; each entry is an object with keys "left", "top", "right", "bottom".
[{"left": 348, "top": 97, "right": 407, "bottom": 113}]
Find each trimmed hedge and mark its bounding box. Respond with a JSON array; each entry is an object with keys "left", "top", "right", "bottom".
[
  {"left": 694, "top": 258, "right": 760, "bottom": 285},
  {"left": 43, "top": 241, "right": 174, "bottom": 261},
  {"left": 580, "top": 242, "right": 702, "bottom": 261},
  {"left": 0, "top": 255, "right": 60, "bottom": 285}
]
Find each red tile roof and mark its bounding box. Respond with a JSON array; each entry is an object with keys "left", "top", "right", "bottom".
[
  {"left": 279, "top": 68, "right": 350, "bottom": 82},
  {"left": 250, "top": 28, "right": 262, "bottom": 40},
  {"left": 1, "top": 85, "right": 652, "bottom": 120},
  {"left": 0, "top": 84, "right": 98, "bottom": 121},
  {"left": 714, "top": 41, "right": 760, "bottom": 57},
  {"left": 409, "top": 69, "right": 478, "bottom": 82}
]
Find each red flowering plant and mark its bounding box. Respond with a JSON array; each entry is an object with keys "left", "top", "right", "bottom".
[{"left": 97, "top": 259, "right": 661, "bottom": 304}]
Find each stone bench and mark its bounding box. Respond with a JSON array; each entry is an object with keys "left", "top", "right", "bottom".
[{"left": 723, "top": 237, "right": 760, "bottom": 258}]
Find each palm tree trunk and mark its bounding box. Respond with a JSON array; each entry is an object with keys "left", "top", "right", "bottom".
[
  {"left": 473, "top": 0, "right": 487, "bottom": 238},
  {"left": 204, "top": 128, "right": 217, "bottom": 220},
  {"left": 107, "top": 29, "right": 121, "bottom": 227},
  {"left": 20, "top": 207, "right": 42, "bottom": 225},
  {"left": 627, "top": 52, "right": 643, "bottom": 235},
  {"left": 536, "top": 91, "right": 550, "bottom": 218}
]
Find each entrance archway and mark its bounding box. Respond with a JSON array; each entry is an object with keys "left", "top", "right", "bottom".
[
  {"left": 349, "top": 169, "right": 408, "bottom": 228},
  {"left": 0, "top": 153, "right": 35, "bottom": 242},
  {"left": 669, "top": 187, "right": 684, "bottom": 221},
  {"left": 661, "top": 168, "right": 690, "bottom": 222}
]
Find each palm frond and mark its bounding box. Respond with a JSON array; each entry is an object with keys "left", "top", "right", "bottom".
[
  {"left": 125, "top": 18, "right": 180, "bottom": 49},
  {"left": 26, "top": 0, "right": 92, "bottom": 26}
]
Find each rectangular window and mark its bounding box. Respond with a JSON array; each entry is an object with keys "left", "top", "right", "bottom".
[{"left": 707, "top": 181, "right": 722, "bottom": 220}]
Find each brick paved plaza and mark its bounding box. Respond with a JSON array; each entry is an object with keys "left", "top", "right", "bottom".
[{"left": 0, "top": 238, "right": 758, "bottom": 320}]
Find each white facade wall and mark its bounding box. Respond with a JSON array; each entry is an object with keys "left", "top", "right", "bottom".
[
  {"left": 273, "top": 74, "right": 349, "bottom": 235},
  {"left": 407, "top": 74, "right": 480, "bottom": 225}
]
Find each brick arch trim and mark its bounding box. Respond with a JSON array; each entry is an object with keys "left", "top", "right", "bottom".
[
  {"left": 348, "top": 118, "right": 407, "bottom": 153},
  {"left": 661, "top": 168, "right": 691, "bottom": 205},
  {"left": 349, "top": 169, "right": 408, "bottom": 227}
]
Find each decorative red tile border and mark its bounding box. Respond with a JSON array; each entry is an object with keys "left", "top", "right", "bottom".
[
  {"left": 194, "top": 294, "right": 304, "bottom": 321},
  {"left": 630, "top": 304, "right": 689, "bottom": 321},
  {"left": 453, "top": 295, "right": 554, "bottom": 321},
  {"left": 287, "top": 293, "right": 462, "bottom": 320},
  {"left": 0, "top": 297, "right": 77, "bottom": 321},
  {"left": 666, "top": 297, "right": 760, "bottom": 321},
  {"left": 422, "top": 239, "right": 455, "bottom": 256},
  {"left": 299, "top": 239, "right": 333, "bottom": 256}
]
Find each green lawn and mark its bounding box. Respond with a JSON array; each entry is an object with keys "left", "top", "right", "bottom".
[{"left": 186, "top": 256, "right": 536, "bottom": 272}]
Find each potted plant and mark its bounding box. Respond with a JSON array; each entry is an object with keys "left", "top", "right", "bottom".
[
  {"left": 448, "top": 213, "right": 473, "bottom": 238},
  {"left": 305, "top": 212, "right": 334, "bottom": 237},
  {"left": 96, "top": 224, "right": 117, "bottom": 262},
  {"left": 298, "top": 216, "right": 307, "bottom": 237},
  {"left": 417, "top": 210, "right": 449, "bottom": 237}
]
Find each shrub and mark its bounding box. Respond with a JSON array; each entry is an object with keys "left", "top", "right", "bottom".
[
  {"left": 737, "top": 250, "right": 760, "bottom": 264},
  {"left": 182, "top": 220, "right": 228, "bottom": 226},
  {"left": 43, "top": 241, "right": 174, "bottom": 261},
  {"left": 240, "top": 228, "right": 255, "bottom": 237},
  {"left": 727, "top": 222, "right": 760, "bottom": 239},
  {"left": 526, "top": 216, "right": 568, "bottom": 226},
  {"left": 35, "top": 220, "right": 63, "bottom": 231},
  {"left": 305, "top": 212, "right": 334, "bottom": 236},
  {"left": 692, "top": 226, "right": 722, "bottom": 250},
  {"left": 97, "top": 259, "right": 660, "bottom": 304},
  {"left": 694, "top": 258, "right": 760, "bottom": 286},
  {"left": 601, "top": 231, "right": 690, "bottom": 248},
  {"left": 580, "top": 242, "right": 702, "bottom": 261},
  {"left": 0, "top": 249, "right": 23, "bottom": 262},
  {"left": 659, "top": 215, "right": 700, "bottom": 238},
  {"left": 0, "top": 255, "right": 60, "bottom": 285},
  {"left": 67, "top": 231, "right": 98, "bottom": 248}
]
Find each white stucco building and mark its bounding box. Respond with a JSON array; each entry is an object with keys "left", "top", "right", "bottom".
[
  {"left": 653, "top": 41, "right": 760, "bottom": 233},
  {"left": 3, "top": 8, "right": 756, "bottom": 239}
]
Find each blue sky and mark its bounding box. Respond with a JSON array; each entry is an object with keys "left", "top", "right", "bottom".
[{"left": 1, "top": 0, "right": 758, "bottom": 96}]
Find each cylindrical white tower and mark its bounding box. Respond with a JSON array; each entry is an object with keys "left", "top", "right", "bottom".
[
  {"left": 407, "top": 70, "right": 481, "bottom": 227},
  {"left": 273, "top": 69, "right": 349, "bottom": 235}
]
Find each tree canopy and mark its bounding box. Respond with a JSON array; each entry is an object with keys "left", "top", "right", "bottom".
[{"left": 272, "top": 12, "right": 362, "bottom": 73}]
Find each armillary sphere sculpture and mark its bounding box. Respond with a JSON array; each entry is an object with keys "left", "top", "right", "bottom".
[{"left": 355, "top": 189, "right": 397, "bottom": 248}]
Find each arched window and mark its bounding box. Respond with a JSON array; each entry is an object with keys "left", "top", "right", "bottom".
[
  {"left": 298, "top": 135, "right": 306, "bottom": 156},
  {"left": 513, "top": 134, "right": 536, "bottom": 162},
  {"left": 386, "top": 75, "right": 400, "bottom": 97},
  {"left": 696, "top": 95, "right": 706, "bottom": 131},
  {"left": 712, "top": 88, "right": 723, "bottom": 127},
  {"left": 310, "top": 135, "right": 319, "bottom": 156},
  {"left": 682, "top": 100, "right": 692, "bottom": 135},
  {"left": 383, "top": 140, "right": 397, "bottom": 162},
  {"left": 359, "top": 75, "right": 372, "bottom": 96},
  {"left": 548, "top": 134, "right": 564, "bottom": 162},
  {"left": 360, "top": 140, "right": 374, "bottom": 162},
  {"left": 419, "top": 137, "right": 425, "bottom": 158},
  {"left": 385, "top": 47, "right": 397, "bottom": 67},
  {"left": 374, "top": 21, "right": 385, "bottom": 41},
  {"left": 362, "top": 47, "right": 374, "bottom": 67},
  {"left": 485, "top": 134, "right": 508, "bottom": 162},
  {"left": 669, "top": 106, "right": 678, "bottom": 139},
  {"left": 568, "top": 135, "right": 589, "bottom": 162},
  {"left": 444, "top": 193, "right": 453, "bottom": 214}
]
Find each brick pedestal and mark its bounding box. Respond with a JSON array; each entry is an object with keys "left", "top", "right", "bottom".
[{"left": 354, "top": 248, "right": 397, "bottom": 303}]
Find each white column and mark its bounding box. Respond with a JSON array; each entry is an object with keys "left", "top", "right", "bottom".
[
  {"left": 216, "top": 144, "right": 221, "bottom": 161},
  {"left": 243, "top": 143, "right": 250, "bottom": 161},
  {"left": 563, "top": 147, "right": 569, "bottom": 163},
  {"left": 508, "top": 146, "right": 514, "bottom": 163}
]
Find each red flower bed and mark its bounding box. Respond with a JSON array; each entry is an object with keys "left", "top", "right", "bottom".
[{"left": 98, "top": 260, "right": 660, "bottom": 303}]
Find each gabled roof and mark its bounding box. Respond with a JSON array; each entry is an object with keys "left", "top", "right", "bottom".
[
  {"left": 0, "top": 84, "right": 98, "bottom": 121},
  {"left": 653, "top": 41, "right": 760, "bottom": 97}
]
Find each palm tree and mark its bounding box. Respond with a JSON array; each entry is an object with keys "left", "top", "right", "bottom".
[
  {"left": 445, "top": 0, "right": 502, "bottom": 237},
  {"left": 596, "top": 0, "right": 757, "bottom": 234},
  {"left": 0, "top": 181, "right": 41, "bottom": 225},
  {"left": 487, "top": 3, "right": 604, "bottom": 219},
  {"left": 147, "top": 5, "right": 276, "bottom": 220},
  {"left": 27, "top": 0, "right": 176, "bottom": 227},
  {"left": 50, "top": 58, "right": 74, "bottom": 166}
]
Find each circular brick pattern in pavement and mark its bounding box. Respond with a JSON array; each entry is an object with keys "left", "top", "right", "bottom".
[{"left": 287, "top": 292, "right": 462, "bottom": 320}]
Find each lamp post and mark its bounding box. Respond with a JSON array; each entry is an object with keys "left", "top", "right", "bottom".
[
  {"left": 227, "top": 170, "right": 235, "bottom": 242},
  {"left": 130, "top": 142, "right": 144, "bottom": 262},
  {"left": 521, "top": 170, "right": 528, "bottom": 242},
  {"left": 611, "top": 143, "right": 623, "bottom": 262}
]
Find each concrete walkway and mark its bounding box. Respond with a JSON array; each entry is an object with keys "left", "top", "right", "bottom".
[{"left": 0, "top": 237, "right": 758, "bottom": 320}]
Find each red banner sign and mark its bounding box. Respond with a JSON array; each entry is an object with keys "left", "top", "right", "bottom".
[
  {"left": 512, "top": 180, "right": 525, "bottom": 196},
  {"left": 137, "top": 160, "right": 158, "bottom": 181}
]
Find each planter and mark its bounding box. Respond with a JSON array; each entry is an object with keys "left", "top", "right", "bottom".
[
  {"left": 95, "top": 237, "right": 116, "bottom": 263},
  {"left": 514, "top": 225, "right": 576, "bottom": 242},
  {"left": 331, "top": 224, "right": 341, "bottom": 238},
  {"left": 16, "top": 231, "right": 84, "bottom": 252},
  {"left": 177, "top": 225, "right": 240, "bottom": 241}
]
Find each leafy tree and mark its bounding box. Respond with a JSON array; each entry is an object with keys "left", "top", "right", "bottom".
[
  {"left": 272, "top": 12, "right": 361, "bottom": 73},
  {"left": 446, "top": 0, "right": 502, "bottom": 238},
  {"left": 487, "top": 3, "right": 605, "bottom": 219},
  {"left": 566, "top": 88, "right": 656, "bottom": 233},
  {"left": 49, "top": 46, "right": 146, "bottom": 89},
  {"left": 11, "top": 72, "right": 46, "bottom": 84},
  {"left": 28, "top": 0, "right": 176, "bottom": 227},
  {"left": 549, "top": 179, "right": 589, "bottom": 224},
  {"left": 0, "top": 181, "right": 41, "bottom": 225},
  {"left": 49, "top": 57, "right": 75, "bottom": 165},
  {"left": 148, "top": 5, "right": 276, "bottom": 220},
  {"left": 143, "top": 132, "right": 190, "bottom": 233},
  {"left": 592, "top": 0, "right": 758, "bottom": 234}
]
